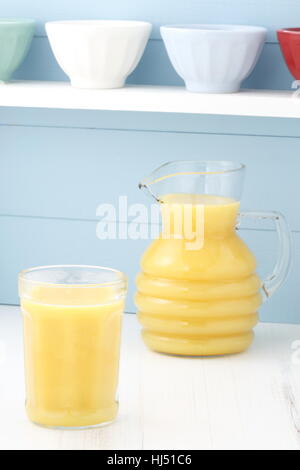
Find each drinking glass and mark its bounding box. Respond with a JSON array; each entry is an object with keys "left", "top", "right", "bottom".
[{"left": 19, "top": 265, "right": 127, "bottom": 429}]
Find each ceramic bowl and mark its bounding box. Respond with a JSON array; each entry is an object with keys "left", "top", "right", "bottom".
[
  {"left": 46, "top": 20, "right": 152, "bottom": 89},
  {"left": 0, "top": 18, "right": 35, "bottom": 82},
  {"left": 277, "top": 28, "right": 300, "bottom": 80},
  {"left": 161, "top": 24, "right": 267, "bottom": 93}
]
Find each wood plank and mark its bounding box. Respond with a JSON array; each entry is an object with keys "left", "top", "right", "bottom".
[
  {"left": 0, "top": 125, "right": 299, "bottom": 229},
  {"left": 0, "top": 216, "right": 298, "bottom": 324},
  {"left": 2, "top": 0, "right": 299, "bottom": 41},
  {"left": 2, "top": 107, "right": 300, "bottom": 138}
]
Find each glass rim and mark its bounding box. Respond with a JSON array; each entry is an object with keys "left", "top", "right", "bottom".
[
  {"left": 18, "top": 265, "right": 127, "bottom": 289},
  {"left": 140, "top": 160, "right": 245, "bottom": 186}
]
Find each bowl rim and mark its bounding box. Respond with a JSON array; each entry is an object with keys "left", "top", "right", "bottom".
[
  {"left": 45, "top": 19, "right": 152, "bottom": 28},
  {"left": 160, "top": 24, "right": 267, "bottom": 33},
  {"left": 277, "top": 27, "right": 300, "bottom": 34},
  {"left": 0, "top": 18, "right": 35, "bottom": 25}
]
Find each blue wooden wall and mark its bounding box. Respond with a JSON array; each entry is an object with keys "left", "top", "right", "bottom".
[{"left": 0, "top": 1, "right": 299, "bottom": 323}]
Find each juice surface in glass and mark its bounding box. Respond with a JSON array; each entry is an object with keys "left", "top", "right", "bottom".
[
  {"left": 19, "top": 266, "right": 127, "bottom": 428},
  {"left": 136, "top": 193, "right": 262, "bottom": 356}
]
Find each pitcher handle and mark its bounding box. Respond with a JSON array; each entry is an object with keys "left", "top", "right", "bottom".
[{"left": 238, "top": 211, "right": 292, "bottom": 302}]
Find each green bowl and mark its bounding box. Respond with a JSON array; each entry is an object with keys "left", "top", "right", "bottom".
[{"left": 0, "top": 18, "right": 35, "bottom": 82}]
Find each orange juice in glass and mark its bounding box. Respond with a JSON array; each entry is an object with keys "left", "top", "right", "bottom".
[{"left": 19, "top": 265, "right": 127, "bottom": 429}]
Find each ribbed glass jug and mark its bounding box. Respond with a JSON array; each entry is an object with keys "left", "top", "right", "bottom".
[{"left": 135, "top": 161, "right": 291, "bottom": 356}]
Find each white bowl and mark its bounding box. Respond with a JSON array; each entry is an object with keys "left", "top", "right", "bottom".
[
  {"left": 161, "top": 24, "right": 267, "bottom": 93},
  {"left": 46, "top": 20, "right": 152, "bottom": 89}
]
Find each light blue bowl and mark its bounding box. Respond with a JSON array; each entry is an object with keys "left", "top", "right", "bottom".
[
  {"left": 161, "top": 24, "right": 267, "bottom": 93},
  {"left": 0, "top": 18, "right": 35, "bottom": 82}
]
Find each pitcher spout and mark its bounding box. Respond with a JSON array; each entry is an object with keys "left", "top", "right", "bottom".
[{"left": 138, "top": 160, "right": 245, "bottom": 204}]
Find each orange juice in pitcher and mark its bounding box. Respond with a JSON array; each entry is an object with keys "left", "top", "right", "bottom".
[{"left": 136, "top": 161, "right": 291, "bottom": 356}]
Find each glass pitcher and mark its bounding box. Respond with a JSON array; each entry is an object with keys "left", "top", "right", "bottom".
[{"left": 135, "top": 161, "right": 291, "bottom": 356}]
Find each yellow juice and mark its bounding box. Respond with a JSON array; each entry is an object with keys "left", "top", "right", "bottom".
[
  {"left": 21, "top": 286, "right": 123, "bottom": 428},
  {"left": 136, "top": 194, "right": 262, "bottom": 356}
]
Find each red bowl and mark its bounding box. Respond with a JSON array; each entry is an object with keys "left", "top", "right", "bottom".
[{"left": 277, "top": 28, "right": 300, "bottom": 80}]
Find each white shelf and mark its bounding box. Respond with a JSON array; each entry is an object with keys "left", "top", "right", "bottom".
[{"left": 0, "top": 81, "right": 299, "bottom": 118}]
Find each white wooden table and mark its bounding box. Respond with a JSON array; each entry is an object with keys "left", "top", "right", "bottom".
[{"left": 0, "top": 305, "right": 299, "bottom": 450}]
